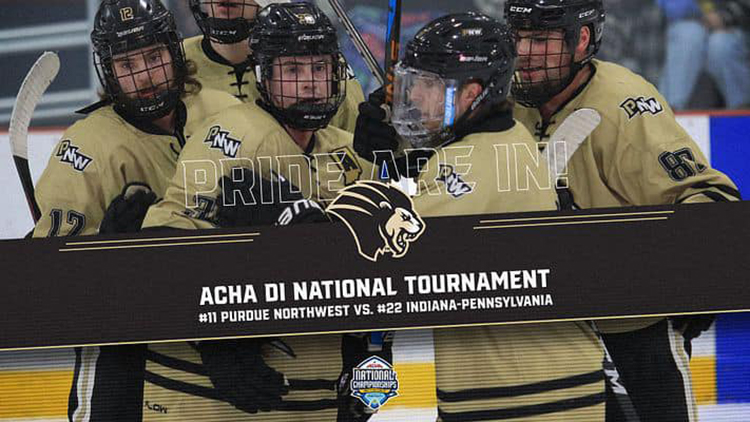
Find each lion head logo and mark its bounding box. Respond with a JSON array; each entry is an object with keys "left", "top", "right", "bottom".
[{"left": 327, "top": 181, "right": 426, "bottom": 262}]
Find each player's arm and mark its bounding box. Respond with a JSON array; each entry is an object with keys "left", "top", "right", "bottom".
[
  {"left": 141, "top": 120, "right": 261, "bottom": 231},
  {"left": 214, "top": 167, "right": 329, "bottom": 228},
  {"left": 604, "top": 107, "right": 741, "bottom": 205},
  {"left": 32, "top": 135, "right": 112, "bottom": 238},
  {"left": 195, "top": 339, "right": 289, "bottom": 414}
]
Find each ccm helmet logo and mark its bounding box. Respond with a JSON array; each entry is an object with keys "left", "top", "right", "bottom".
[
  {"left": 579, "top": 9, "right": 595, "bottom": 18},
  {"left": 509, "top": 6, "right": 533, "bottom": 13}
]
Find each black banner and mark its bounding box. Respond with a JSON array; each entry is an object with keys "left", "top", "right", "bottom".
[{"left": 3, "top": 201, "right": 749, "bottom": 350}]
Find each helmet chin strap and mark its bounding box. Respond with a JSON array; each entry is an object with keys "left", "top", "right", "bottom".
[{"left": 205, "top": 16, "right": 255, "bottom": 44}]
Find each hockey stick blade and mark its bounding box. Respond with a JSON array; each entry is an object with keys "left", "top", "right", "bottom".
[
  {"left": 9, "top": 51, "right": 61, "bottom": 223},
  {"left": 327, "top": 0, "right": 385, "bottom": 86},
  {"left": 548, "top": 108, "right": 601, "bottom": 182}
]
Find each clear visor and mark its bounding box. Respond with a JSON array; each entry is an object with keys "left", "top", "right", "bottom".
[{"left": 392, "top": 63, "right": 460, "bottom": 148}]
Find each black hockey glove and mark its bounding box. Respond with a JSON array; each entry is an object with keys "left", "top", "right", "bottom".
[
  {"left": 336, "top": 332, "right": 394, "bottom": 422},
  {"left": 214, "top": 168, "right": 329, "bottom": 228},
  {"left": 354, "top": 89, "right": 436, "bottom": 179},
  {"left": 100, "top": 182, "right": 157, "bottom": 234},
  {"left": 353, "top": 88, "right": 400, "bottom": 165},
  {"left": 197, "top": 339, "right": 289, "bottom": 413}
]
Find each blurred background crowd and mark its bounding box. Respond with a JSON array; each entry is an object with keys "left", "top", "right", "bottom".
[{"left": 1, "top": 0, "right": 749, "bottom": 127}]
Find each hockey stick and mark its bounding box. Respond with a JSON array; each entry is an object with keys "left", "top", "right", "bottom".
[
  {"left": 326, "top": 0, "right": 385, "bottom": 86},
  {"left": 547, "top": 108, "right": 601, "bottom": 183},
  {"left": 383, "top": 0, "right": 402, "bottom": 105},
  {"left": 9, "top": 51, "right": 60, "bottom": 223},
  {"left": 373, "top": 0, "right": 404, "bottom": 184}
]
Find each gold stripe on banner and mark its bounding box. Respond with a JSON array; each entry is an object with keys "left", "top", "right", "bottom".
[
  {"left": 59, "top": 238, "right": 256, "bottom": 252},
  {"left": 59, "top": 232, "right": 261, "bottom": 252},
  {"left": 0, "top": 370, "right": 73, "bottom": 418},
  {"left": 64, "top": 232, "right": 260, "bottom": 246},
  {"left": 478, "top": 210, "right": 675, "bottom": 224},
  {"left": 691, "top": 356, "right": 717, "bottom": 405},
  {"left": 474, "top": 217, "right": 670, "bottom": 230}
]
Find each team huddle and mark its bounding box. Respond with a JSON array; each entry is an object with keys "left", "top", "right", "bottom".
[{"left": 29, "top": 0, "right": 740, "bottom": 421}]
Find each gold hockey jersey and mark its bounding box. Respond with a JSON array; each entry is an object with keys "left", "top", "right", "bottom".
[
  {"left": 184, "top": 35, "right": 365, "bottom": 133},
  {"left": 411, "top": 121, "right": 605, "bottom": 422},
  {"left": 514, "top": 60, "right": 740, "bottom": 209},
  {"left": 142, "top": 100, "right": 374, "bottom": 230},
  {"left": 515, "top": 59, "right": 741, "bottom": 334},
  {"left": 139, "top": 101, "right": 374, "bottom": 421},
  {"left": 32, "top": 89, "right": 240, "bottom": 238},
  {"left": 412, "top": 122, "right": 557, "bottom": 217}
]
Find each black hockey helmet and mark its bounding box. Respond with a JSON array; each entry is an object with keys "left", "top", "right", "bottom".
[
  {"left": 504, "top": 0, "right": 605, "bottom": 107},
  {"left": 391, "top": 12, "right": 517, "bottom": 148},
  {"left": 251, "top": 2, "right": 347, "bottom": 131},
  {"left": 92, "top": 0, "right": 187, "bottom": 120},
  {"left": 189, "top": 0, "right": 269, "bottom": 44}
]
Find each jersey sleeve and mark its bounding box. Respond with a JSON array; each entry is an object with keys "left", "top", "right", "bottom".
[
  {"left": 32, "top": 132, "right": 123, "bottom": 238},
  {"left": 601, "top": 103, "right": 741, "bottom": 205},
  {"left": 142, "top": 118, "right": 266, "bottom": 230}
]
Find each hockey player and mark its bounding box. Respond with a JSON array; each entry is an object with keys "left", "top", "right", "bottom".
[
  {"left": 28, "top": 0, "right": 241, "bottom": 420},
  {"left": 504, "top": 0, "right": 742, "bottom": 421},
  {"left": 143, "top": 1, "right": 374, "bottom": 230},
  {"left": 353, "top": 13, "right": 606, "bottom": 421},
  {"left": 185, "top": 0, "right": 364, "bottom": 131},
  {"left": 32, "top": 0, "right": 239, "bottom": 239},
  {"left": 138, "top": 3, "right": 379, "bottom": 421}
]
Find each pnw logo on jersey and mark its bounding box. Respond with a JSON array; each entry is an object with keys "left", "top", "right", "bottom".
[
  {"left": 332, "top": 146, "right": 362, "bottom": 186},
  {"left": 56, "top": 140, "right": 93, "bottom": 172},
  {"left": 350, "top": 356, "right": 399, "bottom": 411},
  {"left": 327, "top": 181, "right": 425, "bottom": 262},
  {"left": 619, "top": 96, "right": 664, "bottom": 119},
  {"left": 203, "top": 125, "right": 241, "bottom": 158},
  {"left": 437, "top": 164, "right": 474, "bottom": 198}
]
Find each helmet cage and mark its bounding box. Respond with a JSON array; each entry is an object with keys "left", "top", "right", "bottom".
[
  {"left": 94, "top": 28, "right": 187, "bottom": 120},
  {"left": 255, "top": 52, "right": 348, "bottom": 131},
  {"left": 189, "top": 0, "right": 259, "bottom": 44},
  {"left": 505, "top": 0, "right": 605, "bottom": 107},
  {"left": 510, "top": 29, "right": 581, "bottom": 108},
  {"left": 251, "top": 2, "right": 346, "bottom": 131}
]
